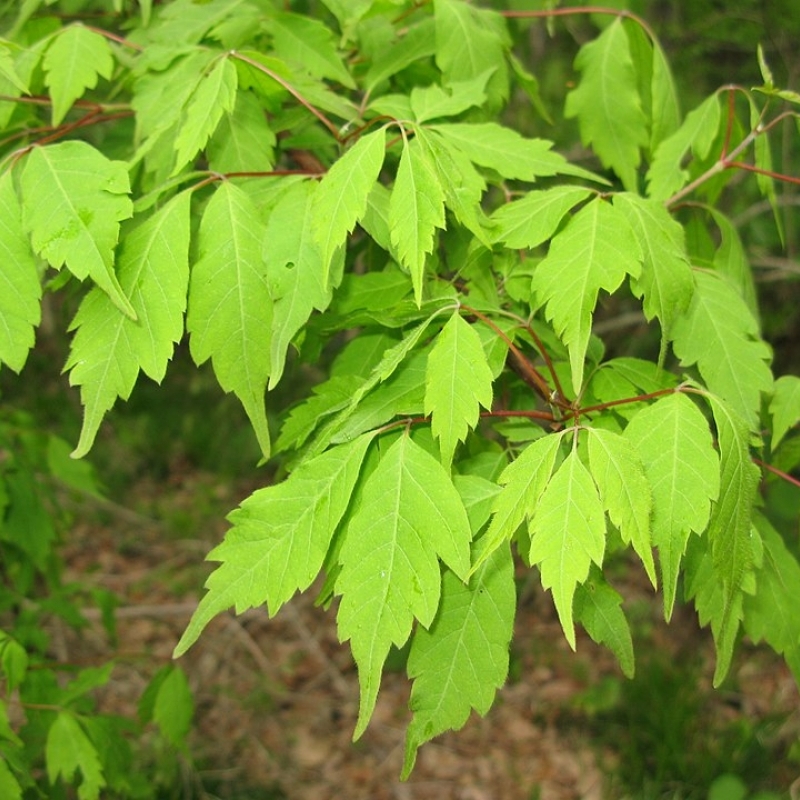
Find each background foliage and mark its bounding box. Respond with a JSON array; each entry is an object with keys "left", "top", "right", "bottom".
[{"left": 0, "top": 0, "right": 799, "bottom": 797}]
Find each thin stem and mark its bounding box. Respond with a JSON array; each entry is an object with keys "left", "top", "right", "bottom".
[
  {"left": 754, "top": 458, "right": 800, "bottom": 489},
  {"left": 501, "top": 6, "right": 658, "bottom": 43},
  {"left": 577, "top": 386, "right": 678, "bottom": 417},
  {"left": 85, "top": 24, "right": 143, "bottom": 51}
]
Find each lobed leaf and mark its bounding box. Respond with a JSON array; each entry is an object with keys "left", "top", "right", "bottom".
[
  {"left": 46, "top": 713, "right": 105, "bottom": 800},
  {"left": 175, "top": 433, "right": 374, "bottom": 657},
  {"left": 403, "top": 544, "right": 515, "bottom": 777},
  {"left": 21, "top": 141, "right": 134, "bottom": 318},
  {"left": 624, "top": 393, "right": 719, "bottom": 618},
  {"left": 186, "top": 181, "right": 272, "bottom": 458},
  {"left": 0, "top": 171, "right": 40, "bottom": 373},
  {"left": 43, "top": 24, "right": 113, "bottom": 125},
  {"left": 66, "top": 192, "right": 191, "bottom": 458},
  {"left": 336, "top": 434, "right": 472, "bottom": 738},
  {"left": 425, "top": 311, "right": 494, "bottom": 467},
  {"left": 532, "top": 197, "right": 642, "bottom": 395},
  {"left": 564, "top": 18, "right": 648, "bottom": 191}
]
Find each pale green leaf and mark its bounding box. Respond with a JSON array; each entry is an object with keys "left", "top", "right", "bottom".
[
  {"left": 336, "top": 434, "right": 472, "bottom": 738},
  {"left": 187, "top": 182, "right": 272, "bottom": 458},
  {"left": 434, "top": 0, "right": 509, "bottom": 108},
  {"left": 649, "top": 38, "right": 681, "bottom": 153},
  {"left": 265, "top": 181, "right": 331, "bottom": 388},
  {"left": 425, "top": 312, "right": 493, "bottom": 466},
  {"left": 410, "top": 70, "right": 492, "bottom": 123},
  {"left": 586, "top": 427, "right": 655, "bottom": 585},
  {"left": 707, "top": 208, "right": 758, "bottom": 316},
  {"left": 313, "top": 129, "right": 386, "bottom": 285},
  {"left": 646, "top": 93, "right": 721, "bottom": 201},
  {"left": 208, "top": 90, "right": 276, "bottom": 173},
  {"left": 0, "top": 170, "right": 41, "bottom": 373},
  {"left": 613, "top": 192, "right": 694, "bottom": 343},
  {"left": 175, "top": 433, "right": 374, "bottom": 656},
  {"left": 491, "top": 186, "right": 592, "bottom": 250},
  {"left": 453, "top": 474, "right": 502, "bottom": 535},
  {"left": 770, "top": 375, "right": 800, "bottom": 449},
  {"left": 20, "top": 141, "right": 134, "bottom": 318},
  {"left": 365, "top": 18, "right": 436, "bottom": 92},
  {"left": 403, "top": 543, "right": 515, "bottom": 777},
  {"left": 389, "top": 134, "right": 446, "bottom": 304},
  {"left": 43, "top": 24, "right": 113, "bottom": 125},
  {"left": 152, "top": 667, "right": 194, "bottom": 750},
  {"left": 65, "top": 192, "right": 190, "bottom": 458},
  {"left": 0, "top": 40, "right": 28, "bottom": 94},
  {"left": 624, "top": 393, "right": 719, "bottom": 618},
  {"left": 532, "top": 197, "right": 642, "bottom": 394},
  {"left": 430, "top": 122, "right": 590, "bottom": 183},
  {"left": 46, "top": 713, "right": 105, "bottom": 800},
  {"left": 530, "top": 448, "right": 606, "bottom": 648},
  {"left": 172, "top": 55, "right": 238, "bottom": 175},
  {"left": 564, "top": 18, "right": 648, "bottom": 191},
  {"left": 574, "top": 569, "right": 634, "bottom": 677},
  {"left": 470, "top": 433, "right": 563, "bottom": 575},
  {"left": 0, "top": 757, "right": 21, "bottom": 800},
  {"left": 271, "top": 11, "right": 355, "bottom": 88},
  {"left": 706, "top": 395, "right": 759, "bottom": 636},
  {"left": 671, "top": 270, "right": 773, "bottom": 431}
]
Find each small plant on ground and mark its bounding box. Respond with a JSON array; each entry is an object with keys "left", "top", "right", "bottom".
[{"left": 0, "top": 0, "right": 799, "bottom": 794}]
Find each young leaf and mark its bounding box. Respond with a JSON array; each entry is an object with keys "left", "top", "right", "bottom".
[
  {"left": 649, "top": 38, "right": 681, "bottom": 153},
  {"left": 43, "top": 24, "right": 113, "bottom": 125},
  {"left": 705, "top": 395, "right": 759, "bottom": 639},
  {"left": 769, "top": 375, "right": 800, "bottom": 449},
  {"left": 564, "top": 18, "right": 648, "bottom": 191},
  {"left": 410, "top": 70, "right": 493, "bottom": 123},
  {"left": 671, "top": 270, "right": 773, "bottom": 431},
  {"left": 186, "top": 181, "right": 272, "bottom": 458},
  {"left": 270, "top": 11, "right": 355, "bottom": 88},
  {"left": 646, "top": 93, "right": 721, "bottom": 201},
  {"left": 574, "top": 569, "right": 635, "bottom": 678},
  {"left": 20, "top": 141, "right": 134, "bottom": 318},
  {"left": 389, "top": 133, "right": 446, "bottom": 304},
  {"left": 150, "top": 666, "right": 194, "bottom": 750},
  {"left": 0, "top": 170, "right": 40, "bottom": 373},
  {"left": 172, "top": 55, "right": 238, "bottom": 176},
  {"left": 613, "top": 192, "right": 694, "bottom": 344},
  {"left": 66, "top": 192, "right": 191, "bottom": 458},
  {"left": 364, "top": 17, "right": 436, "bottom": 92},
  {"left": 313, "top": 129, "right": 386, "bottom": 285},
  {"left": 624, "top": 393, "right": 720, "bottom": 618},
  {"left": 529, "top": 447, "right": 606, "bottom": 648},
  {"left": 471, "top": 433, "right": 563, "bottom": 574},
  {"left": 207, "top": 89, "right": 276, "bottom": 173},
  {"left": 532, "top": 197, "right": 642, "bottom": 395},
  {"left": 403, "top": 543, "right": 515, "bottom": 777},
  {"left": 0, "top": 757, "right": 21, "bottom": 800},
  {"left": 46, "top": 712, "right": 105, "bottom": 800},
  {"left": 425, "top": 311, "right": 494, "bottom": 467},
  {"left": 174, "top": 433, "right": 374, "bottom": 657},
  {"left": 336, "top": 434, "right": 472, "bottom": 739},
  {"left": 586, "top": 427, "right": 656, "bottom": 585},
  {"left": 491, "top": 186, "right": 593, "bottom": 250},
  {"left": 265, "top": 181, "right": 331, "bottom": 388}
]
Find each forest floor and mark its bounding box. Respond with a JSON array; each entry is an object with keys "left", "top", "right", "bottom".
[{"left": 57, "top": 459, "right": 800, "bottom": 800}]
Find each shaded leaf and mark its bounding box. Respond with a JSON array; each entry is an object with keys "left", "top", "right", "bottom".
[
  {"left": 46, "top": 713, "right": 105, "bottom": 800},
  {"left": 770, "top": 375, "right": 800, "bottom": 449}
]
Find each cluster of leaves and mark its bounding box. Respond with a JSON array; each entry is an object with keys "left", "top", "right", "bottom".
[{"left": 0, "top": 0, "right": 799, "bottom": 790}]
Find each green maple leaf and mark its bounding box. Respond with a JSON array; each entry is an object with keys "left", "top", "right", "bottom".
[
  {"left": 565, "top": 18, "right": 648, "bottom": 191},
  {"left": 389, "top": 133, "right": 446, "bottom": 304},
  {"left": 646, "top": 93, "right": 721, "bottom": 201},
  {"left": 21, "top": 141, "right": 134, "bottom": 318},
  {"left": 532, "top": 197, "right": 642, "bottom": 395},
  {"left": 769, "top": 375, "right": 800, "bottom": 449},
  {"left": 65, "top": 192, "right": 190, "bottom": 458},
  {"left": 265, "top": 181, "right": 331, "bottom": 388},
  {"left": 175, "top": 433, "right": 374, "bottom": 657},
  {"left": 313, "top": 129, "right": 386, "bottom": 285},
  {"left": 530, "top": 448, "right": 606, "bottom": 648},
  {"left": 574, "top": 568, "right": 634, "bottom": 678},
  {"left": 671, "top": 270, "right": 773, "bottom": 431},
  {"left": 613, "top": 193, "right": 694, "bottom": 349},
  {"left": 46, "top": 713, "right": 106, "bottom": 800},
  {"left": 403, "top": 544, "right": 515, "bottom": 777},
  {"left": 172, "top": 55, "right": 238, "bottom": 176},
  {"left": 336, "top": 434, "right": 472, "bottom": 739},
  {"left": 425, "top": 311, "right": 493, "bottom": 467},
  {"left": 410, "top": 70, "right": 493, "bottom": 123},
  {"left": 187, "top": 181, "right": 272, "bottom": 458},
  {"left": 43, "top": 24, "right": 113, "bottom": 125},
  {"left": 624, "top": 393, "right": 720, "bottom": 618},
  {"left": 586, "top": 427, "right": 655, "bottom": 585},
  {"left": 0, "top": 171, "right": 40, "bottom": 373}
]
